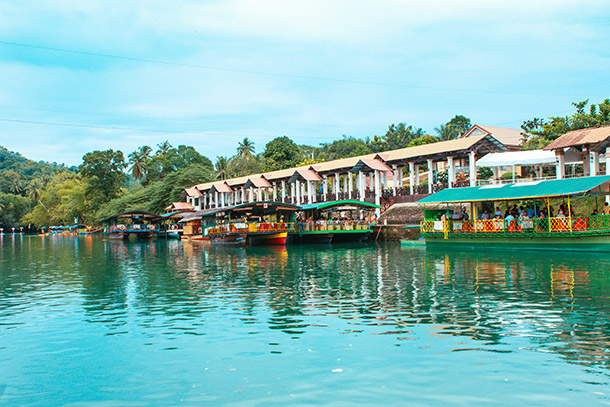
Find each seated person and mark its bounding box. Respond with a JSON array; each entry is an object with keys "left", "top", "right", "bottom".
[{"left": 481, "top": 210, "right": 490, "bottom": 220}]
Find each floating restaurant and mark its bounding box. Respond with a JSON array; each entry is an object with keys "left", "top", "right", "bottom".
[{"left": 418, "top": 176, "right": 610, "bottom": 251}]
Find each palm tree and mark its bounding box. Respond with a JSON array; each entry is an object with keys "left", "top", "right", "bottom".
[
  {"left": 128, "top": 145, "right": 152, "bottom": 180},
  {"left": 237, "top": 138, "right": 255, "bottom": 159},
  {"left": 215, "top": 156, "right": 230, "bottom": 180},
  {"left": 9, "top": 180, "right": 21, "bottom": 195},
  {"left": 435, "top": 124, "right": 458, "bottom": 141},
  {"left": 156, "top": 140, "right": 172, "bottom": 156},
  {"left": 27, "top": 179, "right": 42, "bottom": 202}
]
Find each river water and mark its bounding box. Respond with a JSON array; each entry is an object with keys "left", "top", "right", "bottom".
[{"left": 1, "top": 235, "right": 609, "bottom": 406}]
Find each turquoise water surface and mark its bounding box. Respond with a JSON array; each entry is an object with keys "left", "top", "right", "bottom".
[{"left": 1, "top": 235, "right": 609, "bottom": 406}]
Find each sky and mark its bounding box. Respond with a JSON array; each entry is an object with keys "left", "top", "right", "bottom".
[{"left": 0, "top": 0, "right": 609, "bottom": 166}]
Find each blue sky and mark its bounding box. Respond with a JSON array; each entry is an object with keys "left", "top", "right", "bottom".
[{"left": 0, "top": 0, "right": 609, "bottom": 166}]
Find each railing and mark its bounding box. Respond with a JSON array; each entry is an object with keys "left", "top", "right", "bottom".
[
  {"left": 295, "top": 221, "right": 372, "bottom": 232},
  {"left": 421, "top": 215, "right": 610, "bottom": 238},
  {"left": 104, "top": 224, "right": 158, "bottom": 233},
  {"left": 209, "top": 222, "right": 295, "bottom": 236}
]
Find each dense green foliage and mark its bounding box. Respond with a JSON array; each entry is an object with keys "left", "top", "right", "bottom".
[
  {"left": 4, "top": 98, "right": 610, "bottom": 229},
  {"left": 522, "top": 99, "right": 610, "bottom": 149}
]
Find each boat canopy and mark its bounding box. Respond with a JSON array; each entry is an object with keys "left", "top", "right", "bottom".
[
  {"left": 299, "top": 200, "right": 381, "bottom": 211},
  {"left": 102, "top": 210, "right": 160, "bottom": 223},
  {"left": 417, "top": 175, "right": 610, "bottom": 204}
]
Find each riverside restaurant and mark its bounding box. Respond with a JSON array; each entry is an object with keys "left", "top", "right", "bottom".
[{"left": 418, "top": 175, "right": 610, "bottom": 251}]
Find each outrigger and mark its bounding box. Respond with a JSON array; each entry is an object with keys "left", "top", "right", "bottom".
[
  {"left": 102, "top": 210, "right": 160, "bottom": 240},
  {"left": 292, "top": 200, "right": 380, "bottom": 243},
  {"left": 418, "top": 175, "right": 610, "bottom": 252}
]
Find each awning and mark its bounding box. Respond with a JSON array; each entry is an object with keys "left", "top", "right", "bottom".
[
  {"left": 476, "top": 150, "right": 557, "bottom": 167},
  {"left": 299, "top": 200, "right": 381, "bottom": 211},
  {"left": 417, "top": 175, "right": 610, "bottom": 204}
]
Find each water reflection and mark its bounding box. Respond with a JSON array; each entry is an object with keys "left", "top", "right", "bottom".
[{"left": 2, "top": 237, "right": 610, "bottom": 375}]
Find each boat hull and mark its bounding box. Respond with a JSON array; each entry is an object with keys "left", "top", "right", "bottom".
[
  {"left": 289, "top": 231, "right": 333, "bottom": 244},
  {"left": 248, "top": 232, "right": 287, "bottom": 245},
  {"left": 330, "top": 230, "right": 371, "bottom": 243},
  {"left": 424, "top": 234, "right": 610, "bottom": 252},
  {"left": 209, "top": 233, "right": 247, "bottom": 245}
]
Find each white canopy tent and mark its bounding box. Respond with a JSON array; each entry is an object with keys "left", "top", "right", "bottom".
[{"left": 475, "top": 149, "right": 594, "bottom": 182}]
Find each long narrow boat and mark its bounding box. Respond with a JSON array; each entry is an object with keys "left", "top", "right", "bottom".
[
  {"left": 200, "top": 202, "right": 299, "bottom": 245},
  {"left": 293, "top": 200, "right": 380, "bottom": 243},
  {"left": 418, "top": 176, "right": 610, "bottom": 252},
  {"left": 102, "top": 210, "right": 160, "bottom": 240}
]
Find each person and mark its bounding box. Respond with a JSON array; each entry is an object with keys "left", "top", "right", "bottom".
[
  {"left": 461, "top": 207, "right": 469, "bottom": 220},
  {"left": 494, "top": 207, "right": 503, "bottom": 219},
  {"left": 556, "top": 209, "right": 565, "bottom": 218},
  {"left": 526, "top": 206, "right": 535, "bottom": 218},
  {"left": 592, "top": 209, "right": 598, "bottom": 216},
  {"left": 604, "top": 202, "right": 610, "bottom": 215},
  {"left": 505, "top": 212, "right": 515, "bottom": 221},
  {"left": 481, "top": 210, "right": 490, "bottom": 220}
]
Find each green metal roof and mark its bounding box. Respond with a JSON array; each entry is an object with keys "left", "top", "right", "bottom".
[
  {"left": 417, "top": 176, "right": 610, "bottom": 204},
  {"left": 299, "top": 200, "right": 381, "bottom": 211}
]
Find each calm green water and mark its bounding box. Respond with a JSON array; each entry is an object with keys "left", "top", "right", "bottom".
[{"left": 1, "top": 235, "right": 610, "bottom": 406}]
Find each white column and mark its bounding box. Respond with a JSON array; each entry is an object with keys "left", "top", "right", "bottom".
[
  {"left": 343, "top": 174, "right": 349, "bottom": 194},
  {"left": 556, "top": 151, "right": 565, "bottom": 180},
  {"left": 583, "top": 148, "right": 590, "bottom": 177},
  {"left": 348, "top": 173, "right": 353, "bottom": 199},
  {"left": 323, "top": 175, "right": 328, "bottom": 201},
  {"left": 214, "top": 191, "right": 219, "bottom": 208},
  {"left": 469, "top": 151, "right": 477, "bottom": 187},
  {"left": 249, "top": 187, "right": 254, "bottom": 202},
  {"left": 591, "top": 151, "right": 600, "bottom": 176},
  {"left": 409, "top": 162, "right": 415, "bottom": 195},
  {"left": 374, "top": 170, "right": 381, "bottom": 216},
  {"left": 447, "top": 156, "right": 455, "bottom": 189},
  {"left": 392, "top": 165, "right": 397, "bottom": 196},
  {"left": 282, "top": 181, "right": 286, "bottom": 202},
  {"left": 427, "top": 159, "right": 434, "bottom": 193},
  {"left": 307, "top": 180, "right": 313, "bottom": 203},
  {"left": 398, "top": 167, "right": 403, "bottom": 190},
  {"left": 383, "top": 171, "right": 388, "bottom": 190},
  {"left": 257, "top": 188, "right": 262, "bottom": 201},
  {"left": 358, "top": 172, "right": 364, "bottom": 201},
  {"left": 264, "top": 188, "right": 269, "bottom": 201},
  {"left": 220, "top": 192, "right": 226, "bottom": 207},
  {"left": 273, "top": 183, "right": 278, "bottom": 201},
  {"left": 296, "top": 180, "right": 301, "bottom": 204},
  {"left": 290, "top": 183, "right": 295, "bottom": 203},
  {"left": 334, "top": 173, "right": 340, "bottom": 197},
  {"left": 414, "top": 164, "right": 420, "bottom": 187}
]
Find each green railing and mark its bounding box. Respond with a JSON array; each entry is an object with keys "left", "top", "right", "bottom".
[{"left": 421, "top": 215, "right": 610, "bottom": 239}]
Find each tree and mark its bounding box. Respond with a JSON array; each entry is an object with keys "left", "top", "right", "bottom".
[
  {"left": 446, "top": 115, "right": 471, "bottom": 137},
  {"left": 237, "top": 138, "right": 255, "bottom": 159},
  {"left": 367, "top": 123, "right": 425, "bottom": 152},
  {"left": 521, "top": 98, "right": 610, "bottom": 150},
  {"left": 128, "top": 145, "right": 152, "bottom": 180},
  {"left": 156, "top": 140, "right": 172, "bottom": 156},
  {"left": 262, "top": 136, "right": 302, "bottom": 171},
  {"left": 79, "top": 149, "right": 126, "bottom": 210},
  {"left": 318, "top": 136, "right": 371, "bottom": 161},
  {"left": 215, "top": 156, "right": 231, "bottom": 180},
  {"left": 408, "top": 135, "right": 439, "bottom": 147}
]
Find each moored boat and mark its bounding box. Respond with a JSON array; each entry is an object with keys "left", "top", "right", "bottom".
[
  {"left": 292, "top": 200, "right": 380, "bottom": 244},
  {"left": 102, "top": 210, "right": 160, "bottom": 240},
  {"left": 418, "top": 175, "right": 610, "bottom": 252}
]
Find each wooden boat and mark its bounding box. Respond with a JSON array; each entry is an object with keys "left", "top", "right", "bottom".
[
  {"left": 102, "top": 210, "right": 160, "bottom": 240},
  {"left": 292, "top": 200, "right": 380, "bottom": 244},
  {"left": 158, "top": 209, "right": 194, "bottom": 239},
  {"left": 418, "top": 175, "right": 610, "bottom": 252},
  {"left": 200, "top": 201, "right": 299, "bottom": 245}
]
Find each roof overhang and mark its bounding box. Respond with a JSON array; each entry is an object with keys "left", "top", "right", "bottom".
[{"left": 417, "top": 175, "right": 610, "bottom": 204}]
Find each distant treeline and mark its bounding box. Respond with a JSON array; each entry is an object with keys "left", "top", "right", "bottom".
[{"left": 2, "top": 99, "right": 609, "bottom": 230}]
